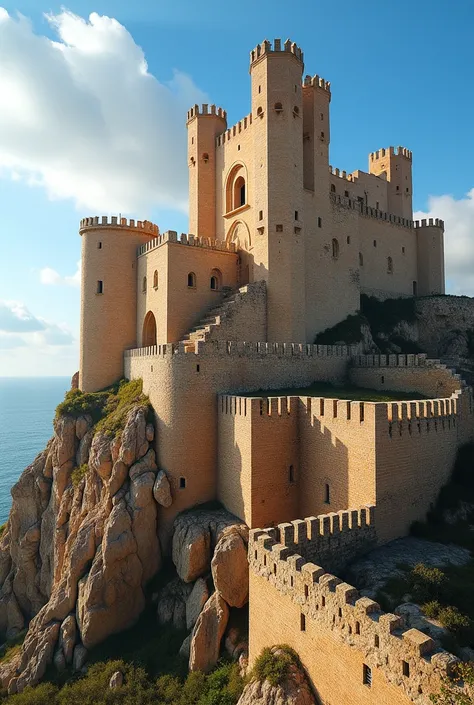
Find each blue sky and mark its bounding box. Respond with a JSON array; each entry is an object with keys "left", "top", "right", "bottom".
[{"left": 0, "top": 0, "right": 473, "bottom": 376}]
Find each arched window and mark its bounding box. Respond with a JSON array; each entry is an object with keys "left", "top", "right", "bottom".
[
  {"left": 234, "top": 176, "right": 246, "bottom": 208},
  {"left": 256, "top": 106, "right": 263, "bottom": 117},
  {"left": 153, "top": 270, "right": 158, "bottom": 289},
  {"left": 187, "top": 272, "right": 196, "bottom": 288},
  {"left": 202, "top": 152, "right": 209, "bottom": 162},
  {"left": 210, "top": 268, "right": 222, "bottom": 291},
  {"left": 142, "top": 276, "right": 147, "bottom": 292},
  {"left": 274, "top": 102, "right": 283, "bottom": 112},
  {"left": 359, "top": 252, "right": 364, "bottom": 266},
  {"left": 293, "top": 105, "right": 300, "bottom": 115},
  {"left": 330, "top": 184, "right": 336, "bottom": 193},
  {"left": 387, "top": 256, "right": 393, "bottom": 274},
  {"left": 332, "top": 238, "right": 339, "bottom": 259}
]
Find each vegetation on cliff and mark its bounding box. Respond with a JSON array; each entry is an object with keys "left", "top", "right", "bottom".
[{"left": 252, "top": 645, "right": 300, "bottom": 687}]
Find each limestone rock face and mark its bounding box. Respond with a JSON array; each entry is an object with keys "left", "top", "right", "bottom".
[
  {"left": 211, "top": 526, "right": 249, "bottom": 608},
  {"left": 153, "top": 470, "right": 172, "bottom": 507},
  {"left": 237, "top": 648, "right": 316, "bottom": 705},
  {"left": 0, "top": 402, "right": 158, "bottom": 692},
  {"left": 157, "top": 577, "right": 192, "bottom": 630},
  {"left": 186, "top": 577, "right": 209, "bottom": 630},
  {"left": 189, "top": 592, "right": 229, "bottom": 673},
  {"left": 172, "top": 508, "right": 242, "bottom": 583}
]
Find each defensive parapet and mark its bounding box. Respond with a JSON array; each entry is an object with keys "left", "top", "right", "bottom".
[
  {"left": 330, "top": 192, "right": 414, "bottom": 228},
  {"left": 370, "top": 146, "right": 412, "bottom": 162},
  {"left": 414, "top": 218, "right": 444, "bottom": 229},
  {"left": 329, "top": 166, "right": 357, "bottom": 182},
  {"left": 125, "top": 340, "right": 362, "bottom": 359},
  {"left": 136, "top": 230, "right": 237, "bottom": 257},
  {"left": 216, "top": 113, "right": 253, "bottom": 146},
  {"left": 249, "top": 524, "right": 457, "bottom": 704},
  {"left": 186, "top": 103, "right": 227, "bottom": 123},
  {"left": 250, "top": 38, "right": 304, "bottom": 66},
  {"left": 303, "top": 73, "right": 331, "bottom": 93},
  {"left": 79, "top": 216, "right": 159, "bottom": 236}
]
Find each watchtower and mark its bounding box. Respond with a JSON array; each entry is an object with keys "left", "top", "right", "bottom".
[
  {"left": 369, "top": 146, "right": 413, "bottom": 220},
  {"left": 249, "top": 39, "right": 306, "bottom": 342}
]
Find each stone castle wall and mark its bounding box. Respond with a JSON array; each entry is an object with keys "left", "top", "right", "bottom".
[{"left": 248, "top": 523, "right": 456, "bottom": 705}]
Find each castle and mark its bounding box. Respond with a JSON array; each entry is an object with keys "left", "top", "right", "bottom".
[{"left": 78, "top": 39, "right": 469, "bottom": 704}]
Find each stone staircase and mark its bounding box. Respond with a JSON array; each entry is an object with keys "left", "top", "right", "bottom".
[{"left": 180, "top": 284, "right": 251, "bottom": 352}]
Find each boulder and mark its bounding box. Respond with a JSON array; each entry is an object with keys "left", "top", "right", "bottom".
[
  {"left": 53, "top": 647, "right": 66, "bottom": 673},
  {"left": 120, "top": 407, "right": 147, "bottom": 466},
  {"left": 153, "top": 470, "right": 172, "bottom": 507},
  {"left": 179, "top": 635, "right": 191, "bottom": 660},
  {"left": 59, "top": 614, "right": 77, "bottom": 665},
  {"left": 76, "top": 429, "right": 93, "bottom": 467},
  {"left": 189, "top": 592, "right": 229, "bottom": 673},
  {"left": 237, "top": 648, "right": 316, "bottom": 705},
  {"left": 186, "top": 577, "right": 209, "bottom": 630},
  {"left": 75, "top": 415, "right": 92, "bottom": 441},
  {"left": 211, "top": 528, "right": 249, "bottom": 607},
  {"left": 89, "top": 433, "right": 112, "bottom": 480},
  {"left": 157, "top": 578, "right": 192, "bottom": 630},
  {"left": 129, "top": 449, "right": 157, "bottom": 481},
  {"left": 108, "top": 460, "right": 128, "bottom": 498},
  {"left": 146, "top": 424, "right": 155, "bottom": 442},
  {"left": 109, "top": 670, "right": 123, "bottom": 688},
  {"left": 72, "top": 644, "right": 87, "bottom": 672}
]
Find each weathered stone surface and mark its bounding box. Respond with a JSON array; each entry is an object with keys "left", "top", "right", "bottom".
[
  {"left": 72, "top": 644, "right": 87, "bottom": 672},
  {"left": 109, "top": 670, "right": 123, "bottom": 688},
  {"left": 179, "top": 634, "right": 191, "bottom": 660},
  {"left": 186, "top": 577, "right": 209, "bottom": 630},
  {"left": 224, "top": 626, "right": 248, "bottom": 661},
  {"left": 108, "top": 460, "right": 128, "bottom": 498},
  {"left": 53, "top": 647, "right": 66, "bottom": 672},
  {"left": 211, "top": 528, "right": 249, "bottom": 608},
  {"left": 172, "top": 508, "right": 241, "bottom": 583},
  {"left": 120, "top": 407, "right": 147, "bottom": 467},
  {"left": 395, "top": 603, "right": 447, "bottom": 643},
  {"left": 189, "top": 592, "right": 229, "bottom": 673},
  {"left": 146, "top": 423, "right": 155, "bottom": 442},
  {"left": 76, "top": 415, "right": 92, "bottom": 441},
  {"left": 237, "top": 648, "right": 316, "bottom": 705},
  {"left": 76, "top": 428, "right": 93, "bottom": 467},
  {"left": 153, "top": 470, "right": 172, "bottom": 507},
  {"left": 157, "top": 578, "right": 192, "bottom": 630},
  {"left": 129, "top": 449, "right": 157, "bottom": 482},
  {"left": 89, "top": 433, "right": 112, "bottom": 480},
  {"left": 59, "top": 614, "right": 77, "bottom": 665}
]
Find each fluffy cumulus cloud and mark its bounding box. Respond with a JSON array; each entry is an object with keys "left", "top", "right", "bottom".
[
  {"left": 414, "top": 189, "right": 474, "bottom": 296},
  {"left": 0, "top": 8, "right": 207, "bottom": 213},
  {"left": 0, "top": 300, "right": 75, "bottom": 351},
  {"left": 40, "top": 261, "right": 81, "bottom": 287}
]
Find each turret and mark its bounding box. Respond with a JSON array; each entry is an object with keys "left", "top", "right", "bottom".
[
  {"left": 187, "top": 104, "right": 227, "bottom": 239},
  {"left": 249, "top": 39, "right": 306, "bottom": 342},
  {"left": 79, "top": 216, "right": 158, "bottom": 392},
  {"left": 302, "top": 73, "right": 331, "bottom": 191},
  {"left": 369, "top": 146, "right": 413, "bottom": 220},
  {"left": 414, "top": 218, "right": 445, "bottom": 296}
]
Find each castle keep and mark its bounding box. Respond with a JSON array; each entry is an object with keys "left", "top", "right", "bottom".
[{"left": 78, "top": 39, "right": 467, "bottom": 704}]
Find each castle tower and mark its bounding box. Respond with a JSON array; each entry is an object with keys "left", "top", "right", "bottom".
[
  {"left": 250, "top": 39, "right": 306, "bottom": 342},
  {"left": 369, "top": 146, "right": 413, "bottom": 220},
  {"left": 187, "top": 104, "right": 227, "bottom": 239},
  {"left": 79, "top": 217, "right": 157, "bottom": 392},
  {"left": 415, "top": 218, "right": 445, "bottom": 296}
]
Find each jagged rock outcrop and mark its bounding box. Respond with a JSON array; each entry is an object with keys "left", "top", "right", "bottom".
[
  {"left": 186, "top": 577, "right": 209, "bottom": 630},
  {"left": 211, "top": 525, "right": 249, "bottom": 608},
  {"left": 237, "top": 648, "right": 316, "bottom": 705},
  {"left": 0, "top": 398, "right": 161, "bottom": 692},
  {"left": 157, "top": 577, "right": 192, "bottom": 630},
  {"left": 189, "top": 592, "right": 229, "bottom": 673}
]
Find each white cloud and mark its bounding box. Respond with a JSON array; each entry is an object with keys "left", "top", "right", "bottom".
[
  {"left": 414, "top": 189, "right": 474, "bottom": 296},
  {"left": 0, "top": 9, "right": 207, "bottom": 214},
  {"left": 40, "top": 260, "right": 81, "bottom": 287},
  {"left": 0, "top": 300, "right": 75, "bottom": 347}
]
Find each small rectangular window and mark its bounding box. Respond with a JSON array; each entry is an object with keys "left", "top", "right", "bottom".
[
  {"left": 373, "top": 240, "right": 377, "bottom": 247},
  {"left": 356, "top": 621, "right": 360, "bottom": 635},
  {"left": 324, "top": 483, "right": 330, "bottom": 504},
  {"left": 259, "top": 210, "right": 263, "bottom": 221},
  {"left": 402, "top": 661, "right": 410, "bottom": 678},
  {"left": 97, "top": 242, "right": 102, "bottom": 249},
  {"left": 376, "top": 201, "right": 379, "bottom": 209},
  {"left": 276, "top": 224, "right": 283, "bottom": 232},
  {"left": 295, "top": 210, "right": 299, "bottom": 220},
  {"left": 346, "top": 236, "right": 350, "bottom": 244},
  {"left": 289, "top": 465, "right": 295, "bottom": 483},
  {"left": 179, "top": 477, "right": 186, "bottom": 489},
  {"left": 374, "top": 634, "right": 379, "bottom": 648},
  {"left": 300, "top": 614, "right": 306, "bottom": 632},
  {"left": 318, "top": 217, "right": 322, "bottom": 228},
  {"left": 363, "top": 665, "right": 372, "bottom": 687},
  {"left": 344, "top": 190, "right": 349, "bottom": 197},
  {"left": 97, "top": 280, "right": 103, "bottom": 294}
]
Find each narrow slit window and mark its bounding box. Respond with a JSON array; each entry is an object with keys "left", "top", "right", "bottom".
[
  {"left": 97, "top": 242, "right": 102, "bottom": 249},
  {"left": 96, "top": 280, "right": 103, "bottom": 294},
  {"left": 300, "top": 613, "right": 306, "bottom": 631},
  {"left": 324, "top": 483, "right": 330, "bottom": 504},
  {"left": 187, "top": 272, "right": 196, "bottom": 288},
  {"left": 142, "top": 276, "right": 147, "bottom": 292},
  {"left": 363, "top": 665, "right": 372, "bottom": 687},
  {"left": 289, "top": 465, "right": 295, "bottom": 483},
  {"left": 402, "top": 661, "right": 410, "bottom": 677},
  {"left": 179, "top": 477, "right": 186, "bottom": 489}
]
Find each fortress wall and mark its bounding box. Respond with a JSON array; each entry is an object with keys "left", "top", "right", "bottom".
[
  {"left": 125, "top": 343, "right": 354, "bottom": 545},
  {"left": 137, "top": 242, "right": 168, "bottom": 344},
  {"left": 217, "top": 396, "right": 299, "bottom": 528},
  {"left": 350, "top": 355, "right": 463, "bottom": 398},
  {"left": 206, "top": 281, "right": 267, "bottom": 343},
  {"left": 299, "top": 397, "right": 377, "bottom": 522},
  {"left": 248, "top": 529, "right": 454, "bottom": 705},
  {"left": 373, "top": 395, "right": 463, "bottom": 542}
]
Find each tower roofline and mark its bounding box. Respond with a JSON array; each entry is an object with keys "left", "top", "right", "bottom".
[{"left": 249, "top": 38, "right": 304, "bottom": 71}]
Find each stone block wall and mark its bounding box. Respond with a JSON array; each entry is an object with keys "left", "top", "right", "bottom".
[{"left": 248, "top": 525, "right": 457, "bottom": 705}]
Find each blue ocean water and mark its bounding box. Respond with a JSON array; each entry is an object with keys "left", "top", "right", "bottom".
[{"left": 0, "top": 378, "right": 70, "bottom": 523}]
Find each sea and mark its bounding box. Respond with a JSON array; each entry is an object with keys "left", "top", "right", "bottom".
[{"left": 0, "top": 377, "right": 70, "bottom": 523}]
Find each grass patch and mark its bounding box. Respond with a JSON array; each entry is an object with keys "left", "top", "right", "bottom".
[
  {"left": 71, "top": 464, "right": 88, "bottom": 488},
  {"left": 0, "top": 524, "right": 6, "bottom": 539},
  {"left": 240, "top": 381, "right": 428, "bottom": 403},
  {"left": 0, "top": 630, "right": 26, "bottom": 665},
  {"left": 252, "top": 645, "right": 299, "bottom": 687}
]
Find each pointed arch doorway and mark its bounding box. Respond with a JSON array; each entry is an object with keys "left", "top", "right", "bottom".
[{"left": 142, "top": 311, "right": 157, "bottom": 347}]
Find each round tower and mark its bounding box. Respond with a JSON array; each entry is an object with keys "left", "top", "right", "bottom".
[{"left": 79, "top": 216, "right": 158, "bottom": 392}]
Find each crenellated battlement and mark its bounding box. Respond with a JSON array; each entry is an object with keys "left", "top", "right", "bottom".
[
  {"left": 330, "top": 192, "right": 414, "bottom": 228},
  {"left": 136, "top": 231, "right": 237, "bottom": 257},
  {"left": 303, "top": 73, "right": 331, "bottom": 93},
  {"left": 250, "top": 38, "right": 304, "bottom": 66},
  {"left": 329, "top": 165, "right": 358, "bottom": 183},
  {"left": 125, "top": 340, "right": 362, "bottom": 359},
  {"left": 249, "top": 524, "right": 458, "bottom": 702},
  {"left": 370, "top": 146, "right": 413, "bottom": 162},
  {"left": 79, "top": 216, "right": 159, "bottom": 235},
  {"left": 216, "top": 112, "right": 253, "bottom": 147},
  {"left": 414, "top": 218, "right": 444, "bottom": 229},
  {"left": 186, "top": 103, "right": 227, "bottom": 123}
]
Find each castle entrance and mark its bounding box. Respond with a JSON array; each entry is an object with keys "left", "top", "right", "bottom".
[{"left": 142, "top": 311, "right": 157, "bottom": 347}]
